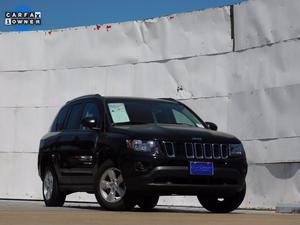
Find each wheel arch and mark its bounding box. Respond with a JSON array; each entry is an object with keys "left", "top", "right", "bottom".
[
  {"left": 96, "top": 144, "right": 126, "bottom": 169},
  {"left": 39, "top": 154, "right": 56, "bottom": 180}
]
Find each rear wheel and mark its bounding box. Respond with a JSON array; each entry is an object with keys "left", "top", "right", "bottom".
[
  {"left": 197, "top": 186, "right": 246, "bottom": 213},
  {"left": 137, "top": 195, "right": 159, "bottom": 211},
  {"left": 42, "top": 167, "right": 66, "bottom": 207},
  {"left": 95, "top": 160, "right": 136, "bottom": 211}
]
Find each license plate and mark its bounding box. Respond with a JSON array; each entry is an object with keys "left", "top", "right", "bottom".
[{"left": 190, "top": 162, "right": 214, "bottom": 176}]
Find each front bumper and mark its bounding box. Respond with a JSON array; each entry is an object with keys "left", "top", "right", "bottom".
[{"left": 124, "top": 165, "right": 246, "bottom": 196}]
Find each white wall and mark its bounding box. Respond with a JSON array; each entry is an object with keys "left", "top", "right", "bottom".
[{"left": 0, "top": 0, "right": 299, "bottom": 208}]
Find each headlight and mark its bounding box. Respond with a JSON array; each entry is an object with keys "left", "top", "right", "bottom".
[
  {"left": 126, "top": 139, "right": 159, "bottom": 153},
  {"left": 230, "top": 144, "right": 245, "bottom": 156}
]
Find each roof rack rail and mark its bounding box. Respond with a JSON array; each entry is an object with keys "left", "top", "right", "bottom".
[
  {"left": 67, "top": 94, "right": 101, "bottom": 103},
  {"left": 158, "top": 98, "right": 178, "bottom": 102}
]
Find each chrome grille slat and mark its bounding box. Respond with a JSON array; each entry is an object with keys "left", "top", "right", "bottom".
[
  {"left": 194, "top": 143, "right": 204, "bottom": 159},
  {"left": 204, "top": 143, "right": 213, "bottom": 159},
  {"left": 185, "top": 143, "right": 194, "bottom": 159},
  {"left": 221, "top": 144, "right": 229, "bottom": 159},
  {"left": 162, "top": 142, "right": 230, "bottom": 160},
  {"left": 162, "top": 141, "right": 175, "bottom": 158},
  {"left": 213, "top": 144, "right": 221, "bottom": 159}
]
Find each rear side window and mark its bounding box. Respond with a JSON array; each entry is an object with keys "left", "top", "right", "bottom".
[
  {"left": 51, "top": 106, "right": 68, "bottom": 131},
  {"left": 66, "top": 104, "right": 84, "bottom": 130}
]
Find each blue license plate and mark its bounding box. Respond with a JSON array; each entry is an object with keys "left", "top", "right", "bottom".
[{"left": 190, "top": 162, "right": 214, "bottom": 176}]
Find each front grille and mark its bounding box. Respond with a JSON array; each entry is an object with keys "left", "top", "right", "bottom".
[{"left": 162, "top": 142, "right": 229, "bottom": 160}]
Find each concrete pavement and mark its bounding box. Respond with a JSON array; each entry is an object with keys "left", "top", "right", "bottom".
[{"left": 0, "top": 200, "right": 299, "bottom": 225}]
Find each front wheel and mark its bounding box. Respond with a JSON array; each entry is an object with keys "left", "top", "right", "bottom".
[
  {"left": 197, "top": 185, "right": 246, "bottom": 213},
  {"left": 42, "top": 167, "right": 66, "bottom": 207},
  {"left": 95, "top": 160, "right": 136, "bottom": 211}
]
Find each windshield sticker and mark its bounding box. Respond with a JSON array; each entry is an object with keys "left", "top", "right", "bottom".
[{"left": 108, "top": 103, "right": 130, "bottom": 123}]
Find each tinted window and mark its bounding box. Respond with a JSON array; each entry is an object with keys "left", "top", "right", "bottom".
[
  {"left": 82, "top": 103, "right": 100, "bottom": 119},
  {"left": 107, "top": 100, "right": 205, "bottom": 128},
  {"left": 66, "top": 104, "right": 84, "bottom": 130},
  {"left": 172, "top": 109, "right": 195, "bottom": 126},
  {"left": 81, "top": 103, "right": 101, "bottom": 130},
  {"left": 51, "top": 106, "right": 68, "bottom": 131}
]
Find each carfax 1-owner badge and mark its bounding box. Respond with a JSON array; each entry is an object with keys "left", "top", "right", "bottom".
[{"left": 5, "top": 11, "right": 41, "bottom": 26}]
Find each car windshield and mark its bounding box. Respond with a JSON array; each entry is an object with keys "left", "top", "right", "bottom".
[{"left": 106, "top": 99, "right": 205, "bottom": 128}]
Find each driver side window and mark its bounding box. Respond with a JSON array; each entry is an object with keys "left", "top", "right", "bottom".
[{"left": 81, "top": 102, "right": 101, "bottom": 130}]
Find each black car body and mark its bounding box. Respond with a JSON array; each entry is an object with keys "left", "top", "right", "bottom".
[{"left": 38, "top": 94, "right": 247, "bottom": 212}]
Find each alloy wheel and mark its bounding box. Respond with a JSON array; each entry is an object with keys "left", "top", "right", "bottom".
[
  {"left": 43, "top": 170, "right": 54, "bottom": 200},
  {"left": 99, "top": 167, "right": 126, "bottom": 203}
]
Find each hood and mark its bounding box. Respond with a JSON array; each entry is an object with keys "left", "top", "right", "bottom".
[{"left": 110, "top": 124, "right": 240, "bottom": 143}]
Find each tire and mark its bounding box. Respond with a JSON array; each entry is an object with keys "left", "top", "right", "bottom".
[
  {"left": 197, "top": 185, "right": 246, "bottom": 213},
  {"left": 95, "top": 160, "right": 136, "bottom": 211},
  {"left": 137, "top": 195, "right": 159, "bottom": 211},
  {"left": 42, "top": 167, "right": 66, "bottom": 207}
]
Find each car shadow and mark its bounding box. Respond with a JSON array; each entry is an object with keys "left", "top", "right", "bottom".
[{"left": 63, "top": 204, "right": 244, "bottom": 214}]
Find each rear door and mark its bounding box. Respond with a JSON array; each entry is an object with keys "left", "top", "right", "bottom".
[{"left": 50, "top": 105, "right": 70, "bottom": 180}]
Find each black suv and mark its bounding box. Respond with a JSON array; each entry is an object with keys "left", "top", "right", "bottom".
[{"left": 38, "top": 94, "right": 247, "bottom": 212}]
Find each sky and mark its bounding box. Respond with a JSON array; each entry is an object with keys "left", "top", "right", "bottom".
[{"left": 1, "top": 0, "right": 245, "bottom": 32}]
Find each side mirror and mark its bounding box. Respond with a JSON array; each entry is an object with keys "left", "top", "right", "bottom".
[
  {"left": 205, "top": 121, "right": 218, "bottom": 131},
  {"left": 81, "top": 117, "right": 97, "bottom": 129}
]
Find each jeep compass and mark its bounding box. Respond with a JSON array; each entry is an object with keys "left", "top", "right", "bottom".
[{"left": 38, "top": 94, "right": 247, "bottom": 212}]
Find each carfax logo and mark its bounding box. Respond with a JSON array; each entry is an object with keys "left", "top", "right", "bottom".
[
  {"left": 5, "top": 12, "right": 41, "bottom": 25},
  {"left": 4, "top": 6, "right": 41, "bottom": 31}
]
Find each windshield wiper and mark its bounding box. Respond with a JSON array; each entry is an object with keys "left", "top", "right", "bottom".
[
  {"left": 112, "top": 121, "right": 152, "bottom": 126},
  {"left": 175, "top": 123, "right": 195, "bottom": 127}
]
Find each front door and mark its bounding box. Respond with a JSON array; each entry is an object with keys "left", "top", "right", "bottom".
[{"left": 57, "top": 102, "right": 101, "bottom": 185}]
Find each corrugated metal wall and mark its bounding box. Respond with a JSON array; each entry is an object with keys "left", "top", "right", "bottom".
[{"left": 0, "top": 0, "right": 299, "bottom": 208}]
